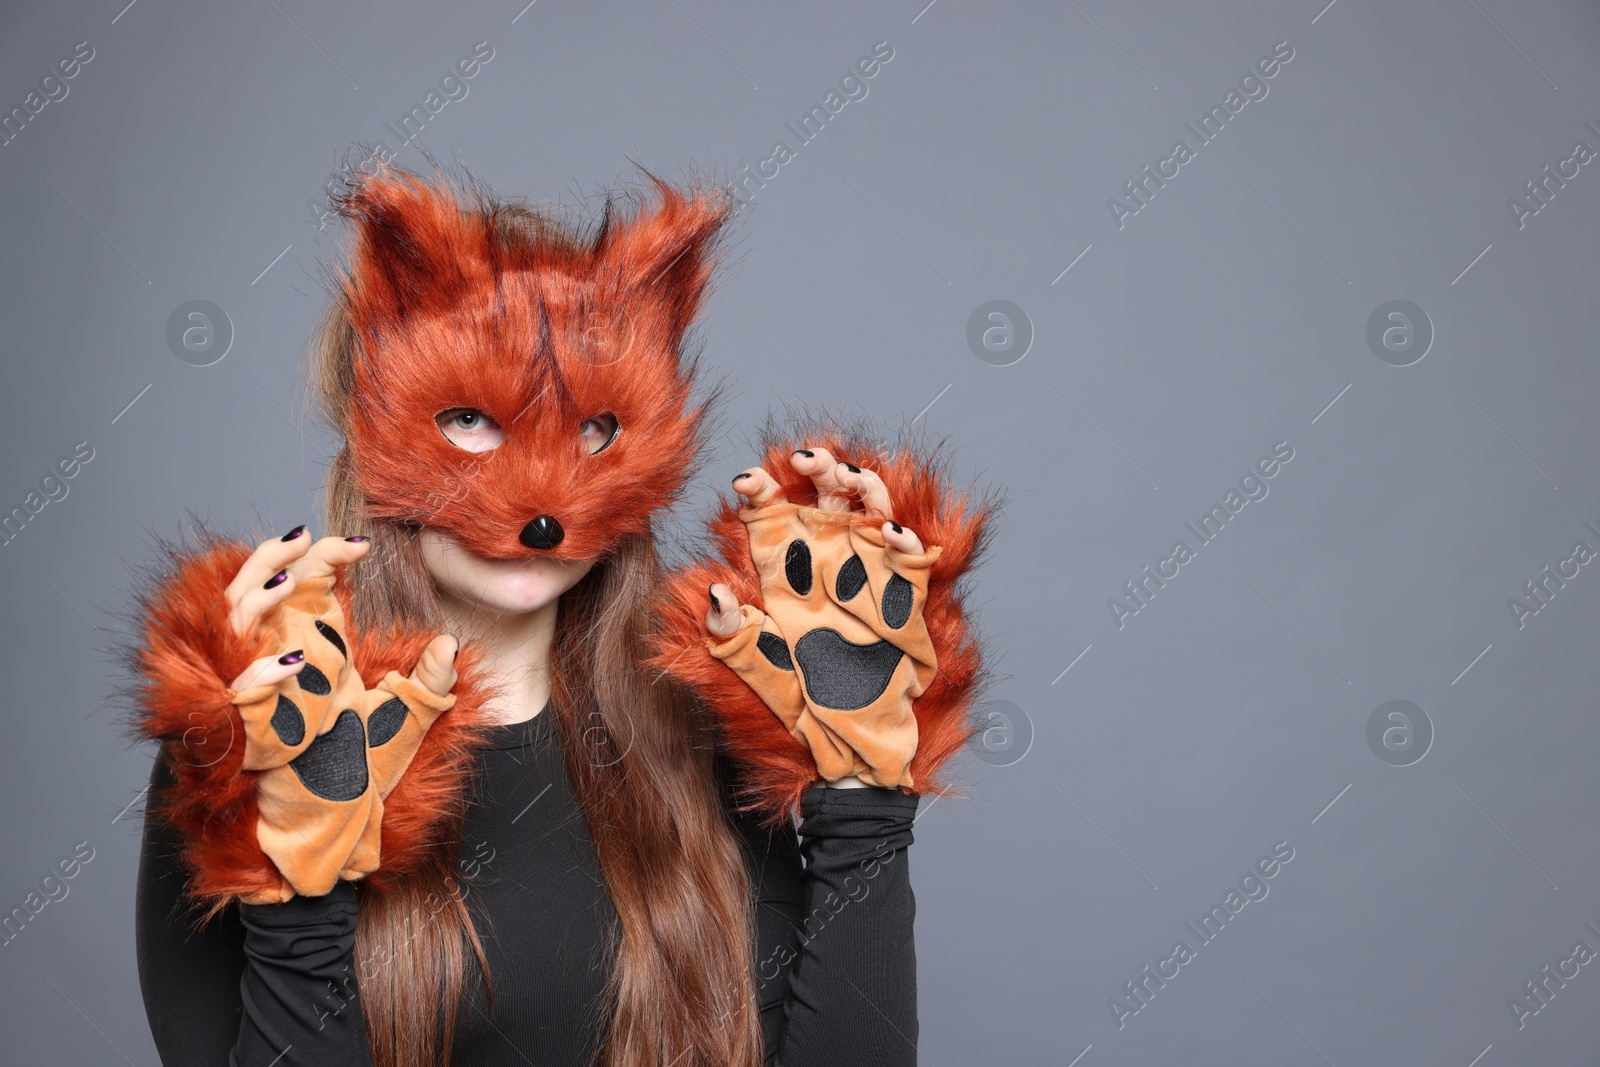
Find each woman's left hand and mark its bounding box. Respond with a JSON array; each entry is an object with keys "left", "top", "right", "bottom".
[{"left": 703, "top": 445, "right": 941, "bottom": 791}]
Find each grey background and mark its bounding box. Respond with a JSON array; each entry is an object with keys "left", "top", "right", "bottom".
[{"left": 2, "top": 0, "right": 1598, "bottom": 1063}]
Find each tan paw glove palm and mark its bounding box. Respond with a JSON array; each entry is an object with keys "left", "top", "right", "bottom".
[
  {"left": 706, "top": 450, "right": 941, "bottom": 790},
  {"left": 223, "top": 531, "right": 458, "bottom": 904}
]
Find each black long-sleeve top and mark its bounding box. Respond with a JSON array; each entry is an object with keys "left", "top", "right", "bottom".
[{"left": 135, "top": 701, "right": 921, "bottom": 1066}]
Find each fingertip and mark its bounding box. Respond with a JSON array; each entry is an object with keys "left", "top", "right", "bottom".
[
  {"left": 883, "top": 520, "right": 924, "bottom": 553},
  {"left": 706, "top": 585, "right": 744, "bottom": 636},
  {"left": 321, "top": 534, "right": 365, "bottom": 560},
  {"left": 233, "top": 652, "right": 302, "bottom": 692},
  {"left": 424, "top": 631, "right": 455, "bottom": 662},
  {"left": 733, "top": 467, "right": 785, "bottom": 507},
  {"left": 413, "top": 634, "right": 460, "bottom": 695},
  {"left": 284, "top": 527, "right": 315, "bottom": 558},
  {"left": 793, "top": 447, "right": 834, "bottom": 479}
]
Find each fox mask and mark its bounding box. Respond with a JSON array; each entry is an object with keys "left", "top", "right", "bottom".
[{"left": 329, "top": 163, "right": 735, "bottom": 561}]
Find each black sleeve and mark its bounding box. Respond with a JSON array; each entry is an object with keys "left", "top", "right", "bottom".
[
  {"left": 740, "top": 784, "right": 920, "bottom": 1067},
  {"left": 135, "top": 750, "right": 374, "bottom": 1067},
  {"left": 232, "top": 885, "right": 371, "bottom": 1067}
]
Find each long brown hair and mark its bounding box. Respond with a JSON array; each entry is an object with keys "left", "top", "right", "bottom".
[{"left": 308, "top": 211, "right": 764, "bottom": 1066}]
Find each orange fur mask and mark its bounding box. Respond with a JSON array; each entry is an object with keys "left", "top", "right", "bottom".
[{"left": 329, "top": 162, "right": 735, "bottom": 560}]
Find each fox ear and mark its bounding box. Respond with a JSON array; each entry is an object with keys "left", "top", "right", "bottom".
[
  {"left": 592, "top": 173, "right": 736, "bottom": 351},
  {"left": 330, "top": 162, "right": 491, "bottom": 333}
]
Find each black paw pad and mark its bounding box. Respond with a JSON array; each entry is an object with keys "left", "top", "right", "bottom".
[
  {"left": 289, "top": 709, "right": 368, "bottom": 801},
  {"left": 835, "top": 554, "right": 867, "bottom": 601},
  {"left": 367, "top": 697, "right": 410, "bottom": 747},
  {"left": 270, "top": 695, "right": 305, "bottom": 746},
  {"left": 314, "top": 620, "right": 348, "bottom": 658},
  {"left": 297, "top": 663, "right": 332, "bottom": 696},
  {"left": 757, "top": 631, "right": 794, "bottom": 671},
  {"left": 785, "top": 539, "right": 812, "bottom": 595},
  {"left": 794, "top": 628, "right": 905, "bottom": 710},
  {"left": 881, "top": 574, "right": 914, "bottom": 629}
]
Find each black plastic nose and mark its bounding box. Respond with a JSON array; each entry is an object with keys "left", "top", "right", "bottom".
[{"left": 518, "top": 514, "right": 564, "bottom": 550}]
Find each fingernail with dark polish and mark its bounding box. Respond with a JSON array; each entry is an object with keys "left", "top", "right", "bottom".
[
  {"left": 842, "top": 462, "right": 861, "bottom": 473},
  {"left": 448, "top": 635, "right": 460, "bottom": 662},
  {"left": 889, "top": 520, "right": 903, "bottom": 533},
  {"left": 709, "top": 584, "right": 721, "bottom": 612},
  {"left": 345, "top": 535, "right": 368, "bottom": 543},
  {"left": 279, "top": 650, "right": 304, "bottom": 665},
  {"left": 732, "top": 473, "right": 752, "bottom": 483},
  {"left": 264, "top": 569, "right": 289, "bottom": 589},
  {"left": 281, "top": 525, "right": 307, "bottom": 541},
  {"left": 793, "top": 449, "right": 814, "bottom": 457}
]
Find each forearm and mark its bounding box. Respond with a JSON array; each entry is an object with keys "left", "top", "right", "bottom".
[
  {"left": 232, "top": 883, "right": 372, "bottom": 1067},
  {"left": 767, "top": 785, "right": 919, "bottom": 1067},
  {"left": 135, "top": 752, "right": 373, "bottom": 1067}
]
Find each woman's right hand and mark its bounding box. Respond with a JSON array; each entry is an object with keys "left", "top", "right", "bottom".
[{"left": 214, "top": 524, "right": 462, "bottom": 902}]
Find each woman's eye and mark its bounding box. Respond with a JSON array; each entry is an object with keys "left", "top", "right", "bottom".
[
  {"left": 580, "top": 412, "right": 621, "bottom": 455},
  {"left": 436, "top": 408, "right": 504, "bottom": 453}
]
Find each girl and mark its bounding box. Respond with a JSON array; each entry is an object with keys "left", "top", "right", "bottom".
[{"left": 127, "top": 159, "right": 998, "bottom": 1067}]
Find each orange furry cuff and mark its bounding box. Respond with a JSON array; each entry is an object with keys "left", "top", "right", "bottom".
[
  {"left": 124, "top": 536, "right": 283, "bottom": 910},
  {"left": 642, "top": 414, "right": 1005, "bottom": 825},
  {"left": 120, "top": 531, "right": 498, "bottom": 912}
]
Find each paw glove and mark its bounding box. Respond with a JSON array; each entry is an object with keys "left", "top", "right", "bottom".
[
  {"left": 123, "top": 533, "right": 490, "bottom": 911},
  {"left": 645, "top": 421, "right": 1003, "bottom": 820},
  {"left": 705, "top": 499, "right": 941, "bottom": 790}
]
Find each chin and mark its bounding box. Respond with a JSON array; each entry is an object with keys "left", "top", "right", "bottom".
[{"left": 420, "top": 528, "right": 592, "bottom": 615}]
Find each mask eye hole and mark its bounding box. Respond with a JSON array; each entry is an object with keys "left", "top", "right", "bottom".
[
  {"left": 580, "top": 412, "right": 621, "bottom": 455},
  {"left": 436, "top": 408, "right": 504, "bottom": 453}
]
